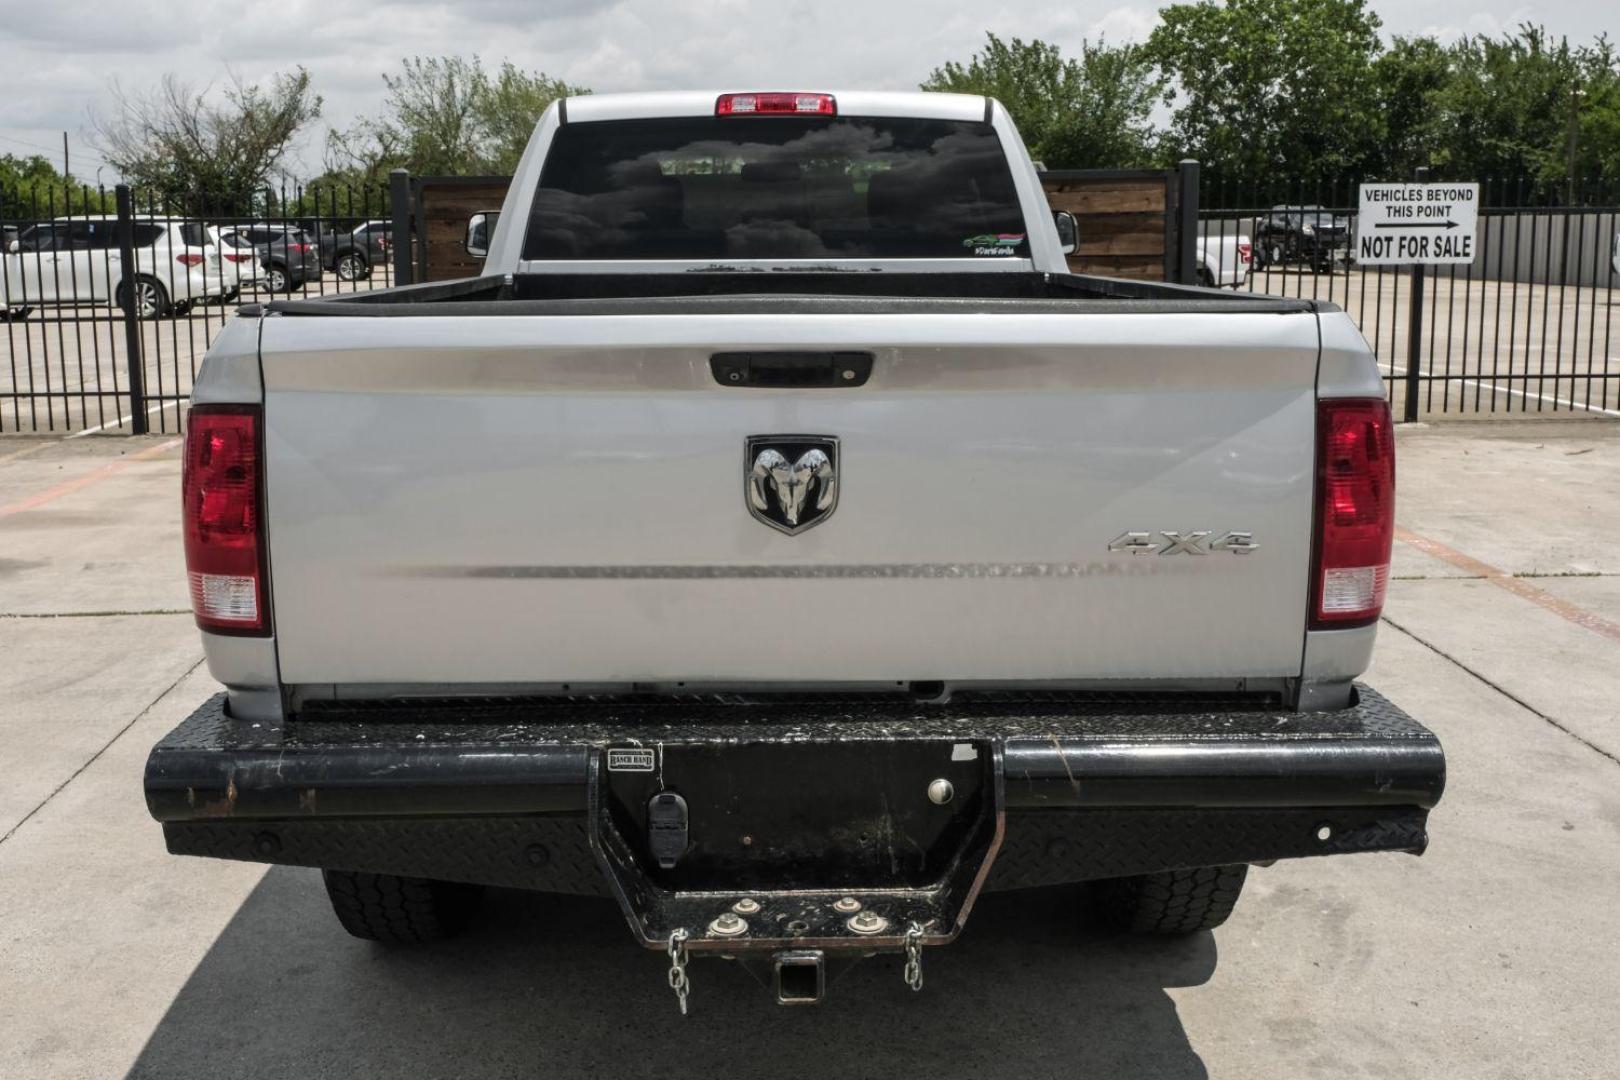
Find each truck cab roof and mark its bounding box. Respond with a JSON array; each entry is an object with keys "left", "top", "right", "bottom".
[{"left": 562, "top": 89, "right": 990, "bottom": 124}]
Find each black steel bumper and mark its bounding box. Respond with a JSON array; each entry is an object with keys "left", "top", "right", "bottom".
[{"left": 146, "top": 686, "right": 1443, "bottom": 951}]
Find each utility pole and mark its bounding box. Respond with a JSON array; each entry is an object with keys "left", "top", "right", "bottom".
[{"left": 1566, "top": 80, "right": 1582, "bottom": 204}]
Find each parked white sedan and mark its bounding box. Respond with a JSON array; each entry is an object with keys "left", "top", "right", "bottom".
[{"left": 1, "top": 216, "right": 243, "bottom": 318}]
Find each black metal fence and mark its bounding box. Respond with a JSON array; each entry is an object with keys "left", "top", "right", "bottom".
[
  {"left": 1, "top": 181, "right": 395, "bottom": 434},
  {"left": 1200, "top": 175, "right": 1620, "bottom": 418},
  {"left": 4, "top": 171, "right": 1620, "bottom": 433}
]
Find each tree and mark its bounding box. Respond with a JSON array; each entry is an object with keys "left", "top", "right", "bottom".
[
  {"left": 320, "top": 119, "right": 404, "bottom": 191},
  {"left": 922, "top": 33, "right": 1163, "bottom": 168},
  {"left": 475, "top": 63, "right": 583, "bottom": 173},
  {"left": 1428, "top": 27, "right": 1620, "bottom": 192},
  {"left": 325, "top": 56, "right": 587, "bottom": 182},
  {"left": 91, "top": 69, "right": 322, "bottom": 212},
  {"left": 1574, "top": 37, "right": 1620, "bottom": 191},
  {"left": 1371, "top": 37, "right": 1454, "bottom": 178},
  {"left": 382, "top": 56, "right": 486, "bottom": 175},
  {"left": 0, "top": 154, "right": 113, "bottom": 214},
  {"left": 1146, "top": 0, "right": 1384, "bottom": 186}
]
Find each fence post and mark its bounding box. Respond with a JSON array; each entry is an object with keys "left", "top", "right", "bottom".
[
  {"left": 1404, "top": 166, "right": 1430, "bottom": 422},
  {"left": 114, "top": 185, "right": 148, "bottom": 435},
  {"left": 1176, "top": 159, "right": 1200, "bottom": 284},
  {"left": 389, "top": 169, "right": 413, "bottom": 287}
]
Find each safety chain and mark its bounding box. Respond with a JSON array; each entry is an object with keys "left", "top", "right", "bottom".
[
  {"left": 667, "top": 929, "right": 691, "bottom": 1016},
  {"left": 902, "top": 922, "right": 925, "bottom": 992}
]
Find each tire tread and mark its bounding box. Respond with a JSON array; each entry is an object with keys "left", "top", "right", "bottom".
[
  {"left": 1095, "top": 864, "right": 1249, "bottom": 936},
  {"left": 321, "top": 869, "right": 482, "bottom": 944}
]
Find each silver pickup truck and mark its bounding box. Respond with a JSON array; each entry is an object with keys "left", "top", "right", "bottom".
[{"left": 146, "top": 90, "right": 1444, "bottom": 1010}]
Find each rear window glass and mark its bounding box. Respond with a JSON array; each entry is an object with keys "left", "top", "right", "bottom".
[{"left": 521, "top": 116, "right": 1028, "bottom": 261}]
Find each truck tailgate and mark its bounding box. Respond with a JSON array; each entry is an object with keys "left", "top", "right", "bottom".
[{"left": 259, "top": 310, "right": 1320, "bottom": 686}]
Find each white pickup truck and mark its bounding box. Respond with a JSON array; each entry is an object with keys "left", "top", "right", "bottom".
[
  {"left": 146, "top": 90, "right": 1443, "bottom": 1010},
  {"left": 1198, "top": 233, "right": 1253, "bottom": 287}
]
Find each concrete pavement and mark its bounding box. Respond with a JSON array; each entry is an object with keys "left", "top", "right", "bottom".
[{"left": 2, "top": 422, "right": 1618, "bottom": 1079}]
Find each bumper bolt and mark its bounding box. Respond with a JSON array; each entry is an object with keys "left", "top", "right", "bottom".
[
  {"left": 732, "top": 898, "right": 761, "bottom": 915},
  {"left": 847, "top": 910, "right": 889, "bottom": 935},
  {"left": 832, "top": 896, "right": 862, "bottom": 913},
  {"left": 927, "top": 779, "right": 954, "bottom": 805},
  {"left": 709, "top": 912, "right": 748, "bottom": 937}
]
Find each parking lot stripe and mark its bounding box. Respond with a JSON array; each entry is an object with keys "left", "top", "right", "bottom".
[
  {"left": 1378, "top": 361, "right": 1620, "bottom": 417},
  {"left": 68, "top": 401, "right": 173, "bottom": 439},
  {"left": 0, "top": 438, "right": 181, "bottom": 517},
  {"left": 1396, "top": 525, "right": 1620, "bottom": 645}
]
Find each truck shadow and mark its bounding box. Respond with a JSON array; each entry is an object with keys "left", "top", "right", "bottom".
[{"left": 125, "top": 866, "right": 1215, "bottom": 1079}]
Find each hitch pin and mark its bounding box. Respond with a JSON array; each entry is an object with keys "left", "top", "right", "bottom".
[{"left": 667, "top": 929, "right": 691, "bottom": 1016}]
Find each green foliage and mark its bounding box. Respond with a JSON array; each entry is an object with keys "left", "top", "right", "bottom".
[
  {"left": 92, "top": 69, "right": 322, "bottom": 213},
  {"left": 922, "top": 33, "right": 1163, "bottom": 168},
  {"left": 326, "top": 56, "right": 587, "bottom": 182},
  {"left": 0, "top": 154, "right": 113, "bottom": 214},
  {"left": 383, "top": 56, "right": 485, "bottom": 176},
  {"left": 1146, "top": 0, "right": 1385, "bottom": 185},
  {"left": 1371, "top": 37, "right": 1454, "bottom": 178},
  {"left": 1429, "top": 27, "right": 1620, "bottom": 188},
  {"left": 477, "top": 64, "right": 583, "bottom": 174}
]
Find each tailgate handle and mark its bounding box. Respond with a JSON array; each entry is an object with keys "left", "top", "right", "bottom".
[{"left": 710, "top": 352, "right": 873, "bottom": 388}]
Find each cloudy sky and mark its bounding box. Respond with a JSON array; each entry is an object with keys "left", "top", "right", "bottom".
[{"left": 0, "top": 0, "right": 1606, "bottom": 183}]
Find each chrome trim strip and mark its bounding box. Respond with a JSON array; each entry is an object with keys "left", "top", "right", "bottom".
[{"left": 397, "top": 561, "right": 1161, "bottom": 580}]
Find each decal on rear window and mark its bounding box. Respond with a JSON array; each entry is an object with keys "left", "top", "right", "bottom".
[{"left": 963, "top": 232, "right": 1024, "bottom": 256}]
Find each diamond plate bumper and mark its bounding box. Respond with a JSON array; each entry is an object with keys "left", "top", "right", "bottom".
[{"left": 147, "top": 686, "right": 1444, "bottom": 945}]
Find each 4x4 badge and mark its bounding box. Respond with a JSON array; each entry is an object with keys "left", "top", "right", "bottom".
[
  {"left": 745, "top": 435, "right": 839, "bottom": 535},
  {"left": 1108, "top": 530, "right": 1260, "bottom": 555}
]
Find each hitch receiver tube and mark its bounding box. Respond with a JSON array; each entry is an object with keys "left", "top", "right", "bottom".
[{"left": 775, "top": 950, "right": 826, "bottom": 1005}]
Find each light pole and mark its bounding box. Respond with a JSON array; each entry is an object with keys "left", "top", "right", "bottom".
[{"left": 1566, "top": 80, "right": 1583, "bottom": 203}]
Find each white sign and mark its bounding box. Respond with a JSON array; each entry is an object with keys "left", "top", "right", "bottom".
[{"left": 1356, "top": 182, "right": 1479, "bottom": 265}]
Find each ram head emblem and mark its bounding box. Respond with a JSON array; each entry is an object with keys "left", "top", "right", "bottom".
[{"left": 744, "top": 436, "right": 839, "bottom": 535}]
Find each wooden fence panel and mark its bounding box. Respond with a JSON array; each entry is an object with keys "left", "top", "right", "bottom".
[
  {"left": 1039, "top": 170, "right": 1178, "bottom": 280},
  {"left": 412, "top": 178, "right": 510, "bottom": 282}
]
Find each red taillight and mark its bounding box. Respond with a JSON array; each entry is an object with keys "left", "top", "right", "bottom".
[
  {"left": 182, "top": 406, "right": 269, "bottom": 635},
  {"left": 287, "top": 242, "right": 308, "bottom": 254},
  {"left": 1239, "top": 242, "right": 1253, "bottom": 265},
  {"left": 1311, "top": 398, "right": 1395, "bottom": 629},
  {"left": 716, "top": 92, "right": 836, "bottom": 117},
  {"left": 176, "top": 252, "right": 206, "bottom": 266},
  {"left": 223, "top": 253, "right": 253, "bottom": 263}
]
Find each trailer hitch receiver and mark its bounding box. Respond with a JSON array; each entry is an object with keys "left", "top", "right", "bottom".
[{"left": 588, "top": 738, "right": 1004, "bottom": 1010}]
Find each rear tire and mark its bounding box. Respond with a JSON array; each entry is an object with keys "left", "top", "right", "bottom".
[
  {"left": 118, "top": 276, "right": 169, "bottom": 319},
  {"left": 321, "top": 869, "right": 484, "bottom": 944},
  {"left": 336, "top": 252, "right": 369, "bottom": 281},
  {"left": 265, "top": 263, "right": 291, "bottom": 293},
  {"left": 1093, "top": 864, "right": 1249, "bottom": 936}
]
